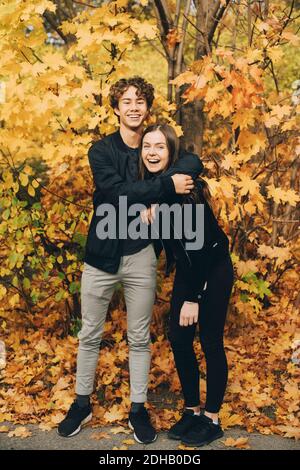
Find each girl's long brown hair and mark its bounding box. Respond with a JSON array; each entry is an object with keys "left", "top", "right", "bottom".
[{"left": 139, "top": 123, "right": 212, "bottom": 206}]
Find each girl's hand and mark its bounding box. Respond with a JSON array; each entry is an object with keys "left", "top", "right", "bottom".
[
  {"left": 141, "top": 204, "right": 157, "bottom": 225},
  {"left": 179, "top": 302, "right": 199, "bottom": 326}
]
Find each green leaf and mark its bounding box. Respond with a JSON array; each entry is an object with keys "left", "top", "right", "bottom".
[
  {"left": 73, "top": 232, "right": 87, "bottom": 248},
  {"left": 55, "top": 290, "right": 64, "bottom": 302},
  {"left": 8, "top": 252, "right": 18, "bottom": 269},
  {"left": 240, "top": 292, "right": 249, "bottom": 303},
  {"left": 2, "top": 208, "right": 10, "bottom": 220},
  {"left": 69, "top": 281, "right": 80, "bottom": 294},
  {"left": 23, "top": 278, "right": 31, "bottom": 289},
  {"left": 256, "top": 278, "right": 272, "bottom": 299}
]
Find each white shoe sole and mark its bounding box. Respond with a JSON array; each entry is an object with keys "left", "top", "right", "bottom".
[
  {"left": 128, "top": 420, "right": 157, "bottom": 444},
  {"left": 57, "top": 412, "right": 92, "bottom": 438}
]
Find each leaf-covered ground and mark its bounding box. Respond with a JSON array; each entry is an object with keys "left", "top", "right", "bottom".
[{"left": 0, "top": 268, "right": 299, "bottom": 442}]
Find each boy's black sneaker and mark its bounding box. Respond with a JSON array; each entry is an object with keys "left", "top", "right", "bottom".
[
  {"left": 57, "top": 400, "right": 92, "bottom": 437},
  {"left": 128, "top": 406, "right": 157, "bottom": 444},
  {"left": 181, "top": 413, "right": 224, "bottom": 447},
  {"left": 168, "top": 409, "right": 198, "bottom": 440}
]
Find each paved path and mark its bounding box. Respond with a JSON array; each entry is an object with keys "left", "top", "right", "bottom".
[{"left": 1, "top": 424, "right": 299, "bottom": 451}]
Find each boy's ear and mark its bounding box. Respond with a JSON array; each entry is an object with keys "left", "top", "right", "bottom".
[{"left": 114, "top": 107, "right": 120, "bottom": 116}]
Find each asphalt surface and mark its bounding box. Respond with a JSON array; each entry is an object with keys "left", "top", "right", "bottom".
[{"left": 1, "top": 423, "right": 299, "bottom": 450}]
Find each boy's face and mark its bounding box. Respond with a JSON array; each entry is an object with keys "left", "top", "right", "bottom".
[{"left": 114, "top": 86, "right": 149, "bottom": 129}]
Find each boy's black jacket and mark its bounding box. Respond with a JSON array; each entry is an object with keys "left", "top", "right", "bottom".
[{"left": 84, "top": 130, "right": 204, "bottom": 273}]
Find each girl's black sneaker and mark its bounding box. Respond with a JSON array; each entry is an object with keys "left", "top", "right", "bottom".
[
  {"left": 168, "top": 409, "right": 198, "bottom": 440},
  {"left": 181, "top": 413, "right": 224, "bottom": 447}
]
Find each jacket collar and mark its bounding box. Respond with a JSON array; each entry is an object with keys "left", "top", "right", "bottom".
[{"left": 113, "top": 129, "right": 140, "bottom": 153}]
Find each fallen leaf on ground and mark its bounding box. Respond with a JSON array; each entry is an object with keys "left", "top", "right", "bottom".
[
  {"left": 90, "top": 431, "right": 110, "bottom": 440},
  {"left": 8, "top": 426, "right": 32, "bottom": 438},
  {"left": 38, "top": 422, "right": 54, "bottom": 432},
  {"left": 0, "top": 426, "right": 9, "bottom": 432},
  {"left": 110, "top": 426, "right": 131, "bottom": 435},
  {"left": 122, "top": 439, "right": 135, "bottom": 445},
  {"left": 221, "top": 437, "right": 250, "bottom": 449},
  {"left": 177, "top": 444, "right": 197, "bottom": 450}
]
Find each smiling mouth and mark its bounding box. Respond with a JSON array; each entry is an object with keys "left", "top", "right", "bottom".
[
  {"left": 128, "top": 115, "right": 141, "bottom": 119},
  {"left": 147, "top": 158, "right": 160, "bottom": 164}
]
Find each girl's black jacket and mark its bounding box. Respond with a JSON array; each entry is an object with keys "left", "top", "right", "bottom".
[{"left": 153, "top": 180, "right": 231, "bottom": 303}]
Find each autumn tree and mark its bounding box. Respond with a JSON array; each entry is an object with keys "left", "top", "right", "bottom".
[{"left": 0, "top": 0, "right": 299, "bottom": 439}]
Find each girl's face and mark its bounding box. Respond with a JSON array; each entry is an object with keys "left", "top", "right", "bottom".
[{"left": 141, "top": 130, "right": 170, "bottom": 174}]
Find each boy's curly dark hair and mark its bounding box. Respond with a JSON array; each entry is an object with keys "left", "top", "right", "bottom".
[{"left": 109, "top": 76, "right": 155, "bottom": 110}]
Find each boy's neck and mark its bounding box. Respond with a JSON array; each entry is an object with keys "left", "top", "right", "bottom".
[{"left": 119, "top": 123, "right": 143, "bottom": 149}]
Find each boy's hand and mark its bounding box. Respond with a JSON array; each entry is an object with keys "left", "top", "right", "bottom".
[{"left": 171, "top": 174, "right": 194, "bottom": 194}]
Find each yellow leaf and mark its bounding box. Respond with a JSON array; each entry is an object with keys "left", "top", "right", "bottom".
[
  {"left": 104, "top": 405, "right": 125, "bottom": 423},
  {"left": 264, "top": 115, "right": 280, "bottom": 128},
  {"left": 236, "top": 260, "right": 258, "bottom": 277},
  {"left": 122, "top": 439, "right": 135, "bottom": 445},
  {"left": 222, "top": 437, "right": 250, "bottom": 449},
  {"left": 177, "top": 444, "right": 197, "bottom": 450},
  {"left": 110, "top": 426, "right": 131, "bottom": 435},
  {"left": 35, "top": 1, "right": 56, "bottom": 15},
  {"left": 282, "top": 31, "right": 300, "bottom": 46},
  {"left": 0, "top": 285, "right": 7, "bottom": 300},
  {"left": 0, "top": 426, "right": 9, "bottom": 433},
  {"left": 35, "top": 339, "right": 53, "bottom": 355},
  {"left": 246, "top": 48, "right": 263, "bottom": 63},
  {"left": 271, "top": 104, "right": 291, "bottom": 119},
  {"left": 170, "top": 71, "right": 197, "bottom": 87},
  {"left": 276, "top": 426, "right": 300, "bottom": 439},
  {"left": 91, "top": 432, "right": 110, "bottom": 440},
  {"left": 112, "top": 332, "right": 123, "bottom": 343},
  {"left": 19, "top": 173, "right": 28, "bottom": 186},
  {"left": 237, "top": 173, "right": 260, "bottom": 196},
  {"left": 28, "top": 185, "right": 35, "bottom": 197},
  {"left": 267, "top": 185, "right": 300, "bottom": 206},
  {"left": 8, "top": 426, "right": 32, "bottom": 439},
  {"left": 43, "top": 52, "right": 66, "bottom": 71},
  {"left": 38, "top": 422, "right": 54, "bottom": 432},
  {"left": 268, "top": 46, "right": 283, "bottom": 64},
  {"left": 130, "top": 21, "right": 157, "bottom": 40}
]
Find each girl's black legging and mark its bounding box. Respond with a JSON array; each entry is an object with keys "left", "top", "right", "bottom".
[{"left": 168, "top": 253, "right": 234, "bottom": 413}]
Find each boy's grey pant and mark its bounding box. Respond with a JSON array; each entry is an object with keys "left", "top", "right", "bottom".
[{"left": 76, "top": 244, "right": 157, "bottom": 403}]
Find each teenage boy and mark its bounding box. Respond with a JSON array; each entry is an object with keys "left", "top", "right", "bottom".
[{"left": 58, "top": 76, "right": 203, "bottom": 444}]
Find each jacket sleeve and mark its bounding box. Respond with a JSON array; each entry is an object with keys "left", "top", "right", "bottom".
[
  {"left": 164, "top": 150, "right": 204, "bottom": 179},
  {"left": 176, "top": 191, "right": 208, "bottom": 303},
  {"left": 179, "top": 191, "right": 229, "bottom": 302},
  {"left": 88, "top": 141, "right": 175, "bottom": 207},
  {"left": 176, "top": 246, "right": 208, "bottom": 303},
  {"left": 181, "top": 260, "right": 208, "bottom": 303}
]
